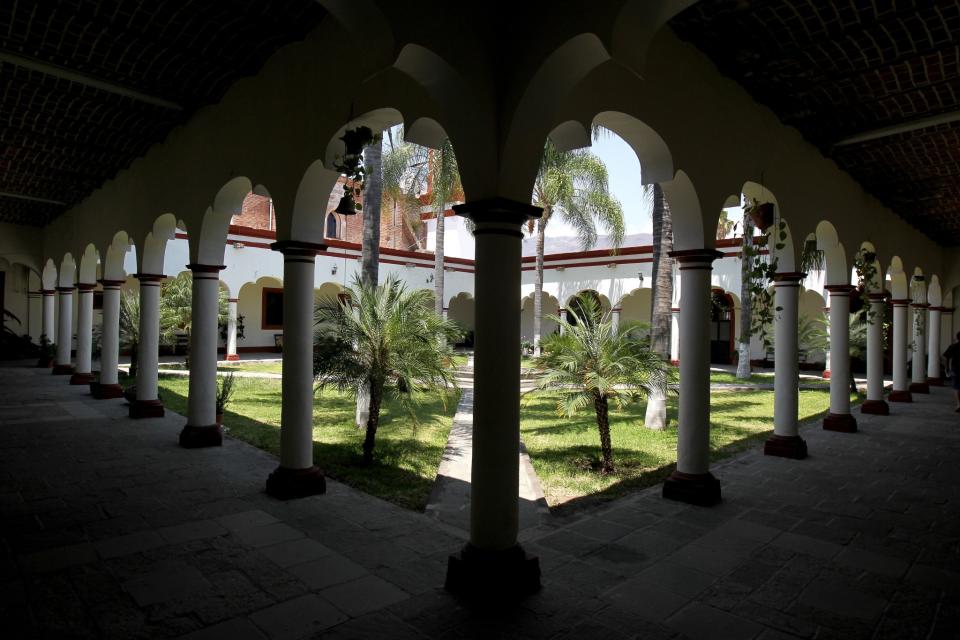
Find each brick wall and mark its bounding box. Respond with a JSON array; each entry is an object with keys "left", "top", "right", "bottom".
[
  {"left": 326, "top": 178, "right": 425, "bottom": 250},
  {"left": 231, "top": 193, "right": 273, "bottom": 230}
]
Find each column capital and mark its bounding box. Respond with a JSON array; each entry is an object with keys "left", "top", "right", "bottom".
[
  {"left": 76, "top": 283, "right": 97, "bottom": 292},
  {"left": 867, "top": 292, "right": 888, "bottom": 301},
  {"left": 772, "top": 271, "right": 806, "bottom": 283},
  {"left": 929, "top": 306, "right": 947, "bottom": 312},
  {"left": 56, "top": 285, "right": 75, "bottom": 293},
  {"left": 911, "top": 302, "right": 930, "bottom": 309},
  {"left": 99, "top": 279, "right": 125, "bottom": 289},
  {"left": 668, "top": 248, "right": 724, "bottom": 264},
  {"left": 270, "top": 240, "right": 326, "bottom": 258},
  {"left": 228, "top": 297, "right": 239, "bottom": 303},
  {"left": 134, "top": 273, "right": 166, "bottom": 282},
  {"left": 824, "top": 284, "right": 856, "bottom": 294},
  {"left": 890, "top": 298, "right": 911, "bottom": 305},
  {"left": 186, "top": 263, "right": 225, "bottom": 272},
  {"left": 453, "top": 198, "right": 542, "bottom": 230},
  {"left": 612, "top": 307, "right": 622, "bottom": 312}
]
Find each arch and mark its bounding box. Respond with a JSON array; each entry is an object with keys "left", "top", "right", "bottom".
[
  {"left": 58, "top": 253, "right": 77, "bottom": 288},
  {"left": 103, "top": 231, "right": 134, "bottom": 282},
  {"left": 661, "top": 170, "right": 706, "bottom": 251},
  {"left": 325, "top": 212, "right": 342, "bottom": 240},
  {"left": 592, "top": 111, "right": 674, "bottom": 186},
  {"left": 521, "top": 291, "right": 560, "bottom": 343},
  {"left": 238, "top": 276, "right": 285, "bottom": 353},
  {"left": 288, "top": 159, "right": 344, "bottom": 244},
  {"left": 447, "top": 292, "right": 475, "bottom": 336},
  {"left": 141, "top": 214, "right": 179, "bottom": 275},
  {"left": 194, "top": 176, "right": 254, "bottom": 266},
  {"left": 816, "top": 221, "right": 848, "bottom": 286},
  {"left": 710, "top": 288, "right": 736, "bottom": 364},
  {"left": 41, "top": 259, "right": 57, "bottom": 290},
  {"left": 886, "top": 256, "right": 909, "bottom": 300},
  {"left": 928, "top": 275, "right": 943, "bottom": 307},
  {"left": 77, "top": 244, "right": 100, "bottom": 285},
  {"left": 617, "top": 287, "right": 652, "bottom": 327}
]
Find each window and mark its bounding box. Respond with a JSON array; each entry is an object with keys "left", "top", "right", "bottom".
[
  {"left": 262, "top": 287, "right": 284, "bottom": 329},
  {"left": 325, "top": 212, "right": 340, "bottom": 239}
]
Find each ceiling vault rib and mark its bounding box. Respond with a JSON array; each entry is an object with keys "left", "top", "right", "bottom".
[
  {"left": 0, "top": 51, "right": 183, "bottom": 111},
  {"left": 0, "top": 191, "right": 67, "bottom": 206},
  {"left": 835, "top": 110, "right": 960, "bottom": 146}
]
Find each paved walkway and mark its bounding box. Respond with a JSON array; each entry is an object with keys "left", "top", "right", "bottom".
[{"left": 2, "top": 364, "right": 959, "bottom": 639}]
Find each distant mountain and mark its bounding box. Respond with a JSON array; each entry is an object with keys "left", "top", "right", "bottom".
[{"left": 522, "top": 232, "right": 654, "bottom": 257}]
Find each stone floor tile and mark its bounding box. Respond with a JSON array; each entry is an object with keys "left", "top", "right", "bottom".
[
  {"left": 122, "top": 563, "right": 210, "bottom": 607},
  {"left": 248, "top": 594, "right": 348, "bottom": 639},
  {"left": 258, "top": 537, "right": 336, "bottom": 569},
  {"left": 18, "top": 541, "right": 98, "bottom": 573},
  {"left": 94, "top": 530, "right": 166, "bottom": 559},
  {"left": 158, "top": 519, "right": 229, "bottom": 545},
  {"left": 797, "top": 580, "right": 887, "bottom": 622},
  {"left": 599, "top": 577, "right": 688, "bottom": 620},
  {"left": 233, "top": 522, "right": 304, "bottom": 548},
  {"left": 566, "top": 517, "right": 634, "bottom": 542},
  {"left": 177, "top": 616, "right": 268, "bottom": 640},
  {"left": 319, "top": 574, "right": 410, "bottom": 617},
  {"left": 769, "top": 531, "right": 842, "bottom": 559},
  {"left": 632, "top": 561, "right": 717, "bottom": 598},
  {"left": 216, "top": 510, "right": 280, "bottom": 532},
  {"left": 287, "top": 554, "right": 368, "bottom": 590},
  {"left": 668, "top": 542, "right": 749, "bottom": 577},
  {"left": 665, "top": 602, "right": 763, "bottom": 640},
  {"left": 836, "top": 546, "right": 910, "bottom": 578}
]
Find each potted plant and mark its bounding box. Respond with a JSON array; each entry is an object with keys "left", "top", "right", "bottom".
[
  {"left": 215, "top": 373, "right": 236, "bottom": 425},
  {"left": 36, "top": 334, "right": 55, "bottom": 368},
  {"left": 744, "top": 198, "right": 775, "bottom": 232},
  {"left": 332, "top": 126, "right": 380, "bottom": 214}
]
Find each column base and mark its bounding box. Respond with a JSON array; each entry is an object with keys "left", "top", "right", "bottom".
[
  {"left": 445, "top": 543, "right": 541, "bottom": 599},
  {"left": 861, "top": 399, "right": 890, "bottom": 415},
  {"left": 52, "top": 364, "right": 74, "bottom": 375},
  {"left": 763, "top": 434, "right": 808, "bottom": 459},
  {"left": 909, "top": 382, "right": 930, "bottom": 394},
  {"left": 129, "top": 399, "right": 164, "bottom": 419},
  {"left": 927, "top": 377, "right": 943, "bottom": 386},
  {"left": 90, "top": 382, "right": 124, "bottom": 399},
  {"left": 823, "top": 412, "right": 857, "bottom": 433},
  {"left": 662, "top": 470, "right": 721, "bottom": 506},
  {"left": 670, "top": 359, "right": 679, "bottom": 366},
  {"left": 265, "top": 465, "right": 326, "bottom": 500},
  {"left": 822, "top": 369, "right": 831, "bottom": 379},
  {"left": 225, "top": 354, "right": 241, "bottom": 361},
  {"left": 179, "top": 424, "right": 222, "bottom": 448},
  {"left": 69, "top": 372, "right": 95, "bottom": 385},
  {"left": 888, "top": 389, "right": 912, "bottom": 403}
]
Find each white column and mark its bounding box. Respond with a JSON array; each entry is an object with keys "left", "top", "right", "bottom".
[
  {"left": 180, "top": 264, "right": 224, "bottom": 448},
  {"left": 663, "top": 249, "right": 721, "bottom": 505},
  {"left": 558, "top": 308, "right": 567, "bottom": 334},
  {"left": 765, "top": 273, "right": 807, "bottom": 457},
  {"left": 823, "top": 286, "right": 856, "bottom": 432},
  {"left": 928, "top": 306, "right": 943, "bottom": 385},
  {"left": 670, "top": 307, "right": 680, "bottom": 363},
  {"left": 445, "top": 199, "right": 540, "bottom": 597},
  {"left": 861, "top": 295, "right": 889, "bottom": 415},
  {"left": 70, "top": 284, "right": 96, "bottom": 384},
  {"left": 53, "top": 286, "right": 74, "bottom": 375},
  {"left": 611, "top": 308, "right": 621, "bottom": 334},
  {"left": 131, "top": 274, "right": 165, "bottom": 418},
  {"left": 889, "top": 299, "right": 912, "bottom": 402},
  {"left": 226, "top": 298, "right": 239, "bottom": 361},
  {"left": 910, "top": 303, "right": 929, "bottom": 393},
  {"left": 92, "top": 281, "right": 124, "bottom": 398},
  {"left": 265, "top": 242, "right": 325, "bottom": 498}
]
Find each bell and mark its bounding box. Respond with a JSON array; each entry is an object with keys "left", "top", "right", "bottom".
[{"left": 334, "top": 191, "right": 357, "bottom": 215}]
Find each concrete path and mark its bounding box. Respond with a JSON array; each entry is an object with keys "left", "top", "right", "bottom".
[{"left": 2, "top": 363, "right": 959, "bottom": 639}]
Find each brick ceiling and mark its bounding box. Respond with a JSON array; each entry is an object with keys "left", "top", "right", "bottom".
[
  {"left": 0, "top": 1, "right": 326, "bottom": 226},
  {"left": 671, "top": 0, "right": 960, "bottom": 245}
]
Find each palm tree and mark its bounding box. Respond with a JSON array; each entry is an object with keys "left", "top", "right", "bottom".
[
  {"left": 804, "top": 311, "right": 869, "bottom": 393},
  {"left": 535, "top": 294, "right": 673, "bottom": 474},
  {"left": 382, "top": 129, "right": 425, "bottom": 250},
  {"left": 736, "top": 211, "right": 755, "bottom": 379},
  {"left": 360, "top": 136, "right": 384, "bottom": 287},
  {"left": 428, "top": 139, "right": 462, "bottom": 316},
  {"left": 314, "top": 275, "right": 461, "bottom": 465},
  {"left": 158, "top": 273, "right": 229, "bottom": 363},
  {"left": 119, "top": 290, "right": 140, "bottom": 378},
  {"left": 532, "top": 139, "right": 624, "bottom": 353},
  {"left": 648, "top": 184, "right": 673, "bottom": 359}
]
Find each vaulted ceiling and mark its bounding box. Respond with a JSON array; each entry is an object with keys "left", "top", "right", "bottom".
[
  {"left": 0, "top": 1, "right": 326, "bottom": 226},
  {"left": 671, "top": 0, "right": 960, "bottom": 245}
]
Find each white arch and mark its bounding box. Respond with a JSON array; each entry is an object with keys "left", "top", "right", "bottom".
[{"left": 77, "top": 244, "right": 99, "bottom": 285}]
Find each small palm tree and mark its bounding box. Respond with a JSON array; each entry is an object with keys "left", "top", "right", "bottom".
[
  {"left": 535, "top": 294, "right": 673, "bottom": 474},
  {"left": 532, "top": 138, "right": 624, "bottom": 353},
  {"left": 119, "top": 290, "right": 140, "bottom": 378},
  {"left": 313, "top": 275, "right": 462, "bottom": 465},
  {"left": 158, "top": 273, "right": 230, "bottom": 366}
]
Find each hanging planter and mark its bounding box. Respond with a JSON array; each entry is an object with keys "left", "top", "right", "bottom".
[
  {"left": 745, "top": 199, "right": 775, "bottom": 232},
  {"left": 331, "top": 126, "right": 379, "bottom": 214}
]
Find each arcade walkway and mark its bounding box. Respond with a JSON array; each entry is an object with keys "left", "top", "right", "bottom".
[{"left": 1, "top": 364, "right": 958, "bottom": 639}]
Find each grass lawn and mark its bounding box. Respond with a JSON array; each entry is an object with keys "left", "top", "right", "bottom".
[
  {"left": 217, "top": 361, "right": 283, "bottom": 374},
  {"left": 520, "top": 388, "right": 861, "bottom": 513},
  {"left": 708, "top": 370, "right": 830, "bottom": 387},
  {"left": 156, "top": 374, "right": 458, "bottom": 511}
]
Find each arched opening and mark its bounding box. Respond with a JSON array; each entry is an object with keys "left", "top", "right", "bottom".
[
  {"left": 566, "top": 290, "right": 610, "bottom": 327},
  {"left": 447, "top": 292, "right": 475, "bottom": 347},
  {"left": 521, "top": 291, "right": 560, "bottom": 344},
  {"left": 710, "top": 288, "right": 735, "bottom": 364}
]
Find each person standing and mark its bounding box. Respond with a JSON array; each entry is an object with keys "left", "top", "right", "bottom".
[{"left": 943, "top": 332, "right": 960, "bottom": 412}]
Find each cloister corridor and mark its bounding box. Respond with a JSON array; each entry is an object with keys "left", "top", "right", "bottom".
[{"left": 2, "top": 363, "right": 958, "bottom": 639}]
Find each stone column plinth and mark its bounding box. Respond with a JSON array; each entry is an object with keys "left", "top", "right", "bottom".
[
  {"left": 53, "top": 286, "right": 74, "bottom": 375},
  {"left": 889, "top": 299, "right": 912, "bottom": 402},
  {"left": 765, "top": 272, "right": 807, "bottom": 458},
  {"left": 823, "top": 285, "right": 857, "bottom": 433},
  {"left": 861, "top": 295, "right": 889, "bottom": 415},
  {"left": 130, "top": 273, "right": 165, "bottom": 418},
  {"left": 92, "top": 280, "right": 125, "bottom": 399},
  {"left": 265, "top": 241, "right": 326, "bottom": 499},
  {"left": 445, "top": 198, "right": 541, "bottom": 599},
  {"left": 70, "top": 283, "right": 96, "bottom": 385},
  {"left": 180, "top": 264, "right": 225, "bottom": 448},
  {"left": 662, "top": 249, "right": 723, "bottom": 505}
]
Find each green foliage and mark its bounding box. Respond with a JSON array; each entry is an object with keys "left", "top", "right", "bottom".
[
  {"left": 313, "top": 275, "right": 462, "bottom": 463},
  {"left": 119, "top": 290, "right": 140, "bottom": 377},
  {"left": 741, "top": 215, "right": 786, "bottom": 350},
  {"left": 215, "top": 372, "right": 236, "bottom": 413},
  {"left": 158, "top": 273, "right": 229, "bottom": 344},
  {"left": 799, "top": 238, "right": 825, "bottom": 274},
  {"left": 801, "top": 311, "right": 880, "bottom": 359}
]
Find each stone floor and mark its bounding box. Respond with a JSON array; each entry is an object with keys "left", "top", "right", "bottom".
[{"left": 1, "top": 364, "right": 959, "bottom": 639}]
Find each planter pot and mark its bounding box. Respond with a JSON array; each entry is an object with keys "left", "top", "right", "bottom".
[
  {"left": 749, "top": 202, "right": 775, "bottom": 232},
  {"left": 850, "top": 289, "right": 864, "bottom": 314},
  {"left": 216, "top": 412, "right": 224, "bottom": 425}
]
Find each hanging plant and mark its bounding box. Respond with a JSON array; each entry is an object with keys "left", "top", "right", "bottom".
[
  {"left": 799, "top": 238, "right": 825, "bottom": 274},
  {"left": 744, "top": 198, "right": 775, "bottom": 232},
  {"left": 852, "top": 248, "right": 879, "bottom": 322},
  {"left": 742, "top": 217, "right": 787, "bottom": 351},
  {"left": 331, "top": 126, "right": 380, "bottom": 214}
]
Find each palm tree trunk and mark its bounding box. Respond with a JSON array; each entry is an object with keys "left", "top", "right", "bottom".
[
  {"left": 362, "top": 378, "right": 383, "bottom": 465},
  {"left": 434, "top": 201, "right": 445, "bottom": 316},
  {"left": 736, "top": 213, "right": 755, "bottom": 379},
  {"left": 534, "top": 215, "right": 547, "bottom": 353},
  {"left": 593, "top": 392, "right": 614, "bottom": 474},
  {"left": 129, "top": 341, "right": 138, "bottom": 379},
  {"left": 650, "top": 184, "right": 673, "bottom": 359},
  {"left": 357, "top": 136, "right": 383, "bottom": 427}
]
